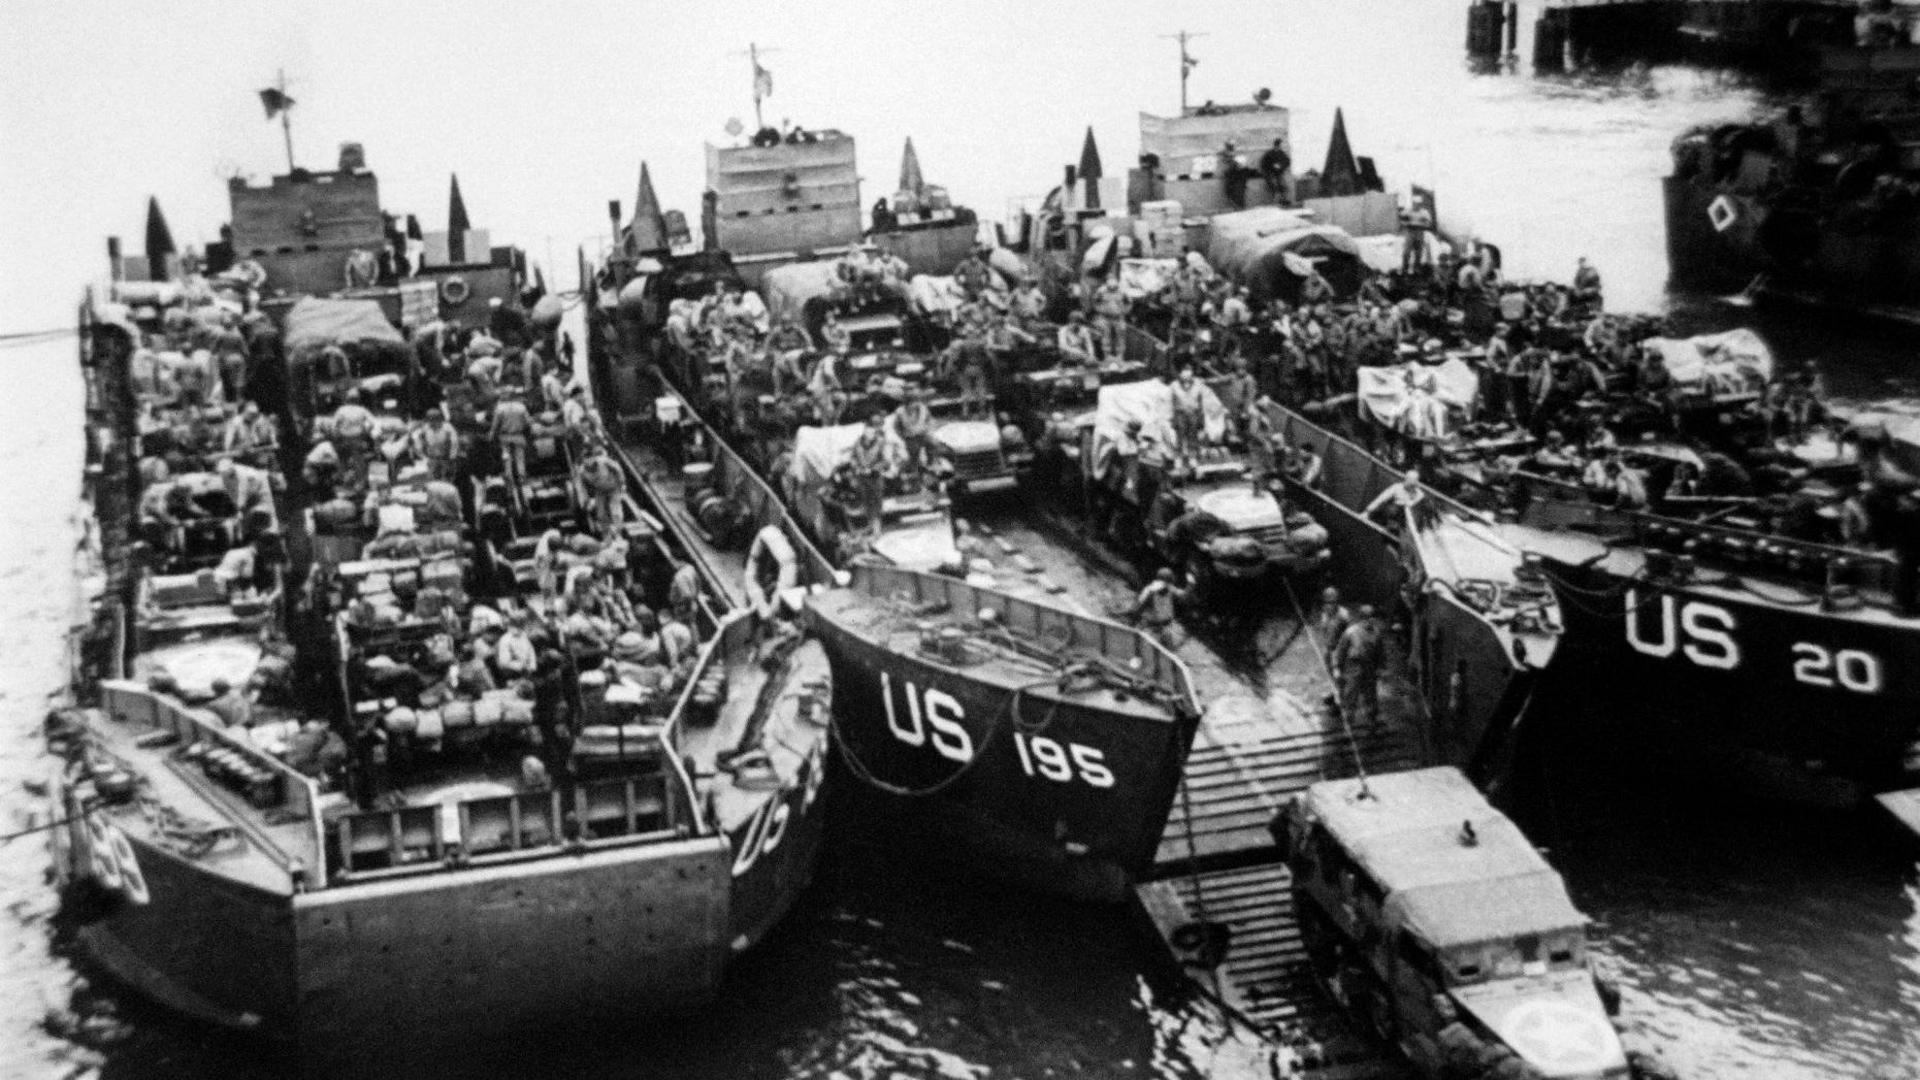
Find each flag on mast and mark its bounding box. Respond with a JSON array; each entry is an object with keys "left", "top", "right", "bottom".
[
  {"left": 753, "top": 59, "right": 773, "bottom": 101},
  {"left": 258, "top": 87, "right": 295, "bottom": 119}
]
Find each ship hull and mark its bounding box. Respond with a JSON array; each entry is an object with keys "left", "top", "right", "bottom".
[
  {"left": 1262, "top": 403, "right": 1552, "bottom": 781},
  {"left": 58, "top": 712, "right": 831, "bottom": 1071},
  {"left": 1665, "top": 172, "right": 1920, "bottom": 320},
  {"left": 805, "top": 607, "right": 1194, "bottom": 903},
  {"left": 1532, "top": 560, "right": 1920, "bottom": 807}
]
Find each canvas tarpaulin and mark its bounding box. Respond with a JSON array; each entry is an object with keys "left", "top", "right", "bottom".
[
  {"left": 760, "top": 262, "right": 847, "bottom": 327},
  {"left": 1357, "top": 357, "right": 1480, "bottom": 438},
  {"left": 1087, "top": 379, "right": 1225, "bottom": 481},
  {"left": 788, "top": 424, "right": 906, "bottom": 489},
  {"left": 1203, "top": 206, "right": 1366, "bottom": 303},
  {"left": 282, "top": 296, "right": 403, "bottom": 351},
  {"left": 1645, "top": 328, "right": 1772, "bottom": 395}
]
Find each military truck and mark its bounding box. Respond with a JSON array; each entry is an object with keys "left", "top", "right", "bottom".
[
  {"left": 1080, "top": 378, "right": 1328, "bottom": 589},
  {"left": 1276, "top": 768, "right": 1660, "bottom": 1080}
]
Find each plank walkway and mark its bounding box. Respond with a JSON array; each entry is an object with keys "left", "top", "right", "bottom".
[{"left": 1155, "top": 724, "right": 1422, "bottom": 871}]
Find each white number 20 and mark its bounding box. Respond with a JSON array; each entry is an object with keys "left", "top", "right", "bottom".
[{"left": 1791, "top": 643, "right": 1882, "bottom": 694}]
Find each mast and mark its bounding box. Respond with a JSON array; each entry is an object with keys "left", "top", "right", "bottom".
[
  {"left": 275, "top": 69, "right": 294, "bottom": 170},
  {"left": 257, "top": 71, "right": 297, "bottom": 171},
  {"left": 741, "top": 42, "right": 778, "bottom": 132},
  {"left": 1161, "top": 30, "right": 1207, "bottom": 114}
]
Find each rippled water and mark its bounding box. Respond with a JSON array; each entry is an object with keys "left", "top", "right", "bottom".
[{"left": 5, "top": 1, "right": 1920, "bottom": 1077}]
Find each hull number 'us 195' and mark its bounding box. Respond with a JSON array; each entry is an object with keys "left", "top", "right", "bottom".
[
  {"left": 881, "top": 673, "right": 1116, "bottom": 788},
  {"left": 1623, "top": 590, "right": 1884, "bottom": 695}
]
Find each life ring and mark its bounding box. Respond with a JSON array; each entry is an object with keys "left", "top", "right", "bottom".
[{"left": 440, "top": 275, "right": 471, "bottom": 305}]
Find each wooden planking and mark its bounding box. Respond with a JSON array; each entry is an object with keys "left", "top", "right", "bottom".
[
  {"left": 1156, "top": 726, "right": 1420, "bottom": 870},
  {"left": 1135, "top": 864, "right": 1407, "bottom": 1079}
]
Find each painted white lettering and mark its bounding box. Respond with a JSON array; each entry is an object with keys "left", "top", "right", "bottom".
[
  {"left": 1072, "top": 744, "right": 1116, "bottom": 788},
  {"left": 1680, "top": 603, "right": 1740, "bottom": 670},
  {"left": 1793, "top": 642, "right": 1883, "bottom": 694},
  {"left": 1625, "top": 590, "right": 1677, "bottom": 659},
  {"left": 924, "top": 687, "right": 974, "bottom": 763},
  {"left": 882, "top": 672, "right": 925, "bottom": 746}
]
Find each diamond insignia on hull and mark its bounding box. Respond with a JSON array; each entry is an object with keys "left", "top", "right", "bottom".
[{"left": 1708, "top": 194, "right": 1738, "bottom": 233}]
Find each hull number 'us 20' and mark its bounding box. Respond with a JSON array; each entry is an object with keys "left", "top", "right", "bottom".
[
  {"left": 1623, "top": 590, "right": 1884, "bottom": 695},
  {"left": 881, "top": 673, "right": 1116, "bottom": 788}
]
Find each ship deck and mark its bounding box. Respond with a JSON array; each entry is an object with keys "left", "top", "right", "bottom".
[
  {"left": 610, "top": 426, "right": 752, "bottom": 613},
  {"left": 85, "top": 693, "right": 315, "bottom": 899}
]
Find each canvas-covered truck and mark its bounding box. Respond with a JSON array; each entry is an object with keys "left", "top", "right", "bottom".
[
  {"left": 1081, "top": 378, "right": 1328, "bottom": 588},
  {"left": 1275, "top": 768, "right": 1669, "bottom": 1080}
]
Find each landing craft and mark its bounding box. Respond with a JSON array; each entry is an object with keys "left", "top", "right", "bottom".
[{"left": 56, "top": 128, "right": 833, "bottom": 1071}]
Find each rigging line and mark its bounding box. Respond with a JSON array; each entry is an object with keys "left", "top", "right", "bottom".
[{"left": 0, "top": 327, "right": 78, "bottom": 346}]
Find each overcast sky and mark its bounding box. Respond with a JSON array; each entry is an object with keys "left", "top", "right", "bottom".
[{"left": 1, "top": 0, "right": 1757, "bottom": 335}]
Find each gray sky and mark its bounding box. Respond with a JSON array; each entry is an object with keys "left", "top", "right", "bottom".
[{"left": 0, "top": 0, "right": 1490, "bottom": 332}]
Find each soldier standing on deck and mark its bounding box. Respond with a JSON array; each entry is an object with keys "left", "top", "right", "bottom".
[
  {"left": 1331, "top": 604, "right": 1385, "bottom": 730},
  {"left": 1131, "top": 567, "right": 1187, "bottom": 650},
  {"left": 1092, "top": 275, "right": 1131, "bottom": 361}
]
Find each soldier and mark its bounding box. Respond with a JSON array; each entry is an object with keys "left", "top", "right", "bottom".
[
  {"left": 1169, "top": 365, "right": 1207, "bottom": 470},
  {"left": 1010, "top": 275, "right": 1049, "bottom": 330},
  {"left": 820, "top": 309, "right": 852, "bottom": 355},
  {"left": 1092, "top": 275, "right": 1131, "bottom": 360},
  {"left": 1572, "top": 256, "right": 1603, "bottom": 312},
  {"left": 330, "top": 388, "right": 378, "bottom": 486},
  {"left": 1315, "top": 586, "right": 1354, "bottom": 647},
  {"left": 222, "top": 400, "right": 277, "bottom": 468},
  {"left": 953, "top": 331, "right": 994, "bottom": 421},
  {"left": 1056, "top": 311, "right": 1100, "bottom": 366},
  {"left": 578, "top": 445, "right": 627, "bottom": 535},
  {"left": 849, "top": 414, "right": 894, "bottom": 539},
  {"left": 1218, "top": 356, "right": 1258, "bottom": 445},
  {"left": 411, "top": 409, "right": 460, "bottom": 481},
  {"left": 1331, "top": 604, "right": 1385, "bottom": 730},
  {"left": 889, "top": 388, "right": 936, "bottom": 484},
  {"left": 489, "top": 386, "right": 535, "bottom": 502},
  {"left": 953, "top": 246, "right": 993, "bottom": 301},
  {"left": 1130, "top": 567, "right": 1186, "bottom": 649},
  {"left": 810, "top": 347, "right": 848, "bottom": 425}
]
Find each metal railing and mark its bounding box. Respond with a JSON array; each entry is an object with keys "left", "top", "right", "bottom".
[{"left": 847, "top": 561, "right": 1199, "bottom": 718}]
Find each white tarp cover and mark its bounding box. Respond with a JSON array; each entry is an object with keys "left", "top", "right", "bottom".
[
  {"left": 1087, "top": 379, "right": 1225, "bottom": 480},
  {"left": 1358, "top": 357, "right": 1480, "bottom": 438},
  {"left": 1646, "top": 328, "right": 1773, "bottom": 394},
  {"left": 282, "top": 296, "right": 403, "bottom": 351},
  {"left": 909, "top": 274, "right": 966, "bottom": 320},
  {"left": 788, "top": 423, "right": 906, "bottom": 488},
  {"left": 760, "top": 262, "right": 848, "bottom": 326},
  {"left": 1118, "top": 257, "right": 1180, "bottom": 299}
]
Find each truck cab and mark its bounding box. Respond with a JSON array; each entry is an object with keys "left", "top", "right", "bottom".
[{"left": 1277, "top": 767, "right": 1639, "bottom": 1080}]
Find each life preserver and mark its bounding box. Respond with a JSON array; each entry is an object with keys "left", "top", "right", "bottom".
[{"left": 440, "top": 275, "right": 471, "bottom": 305}]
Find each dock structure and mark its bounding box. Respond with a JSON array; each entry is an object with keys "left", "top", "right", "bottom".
[{"left": 1518, "top": 0, "right": 1857, "bottom": 73}]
